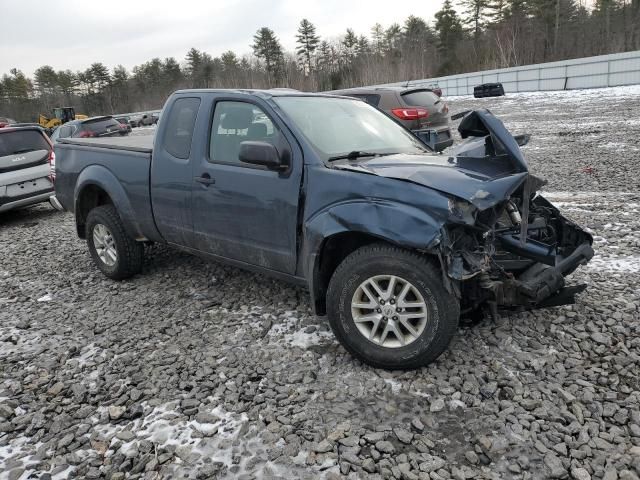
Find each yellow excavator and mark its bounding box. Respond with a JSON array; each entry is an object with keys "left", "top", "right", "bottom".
[{"left": 38, "top": 107, "right": 88, "bottom": 130}]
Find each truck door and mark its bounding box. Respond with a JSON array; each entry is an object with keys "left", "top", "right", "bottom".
[
  {"left": 151, "top": 96, "right": 201, "bottom": 245},
  {"left": 191, "top": 97, "right": 302, "bottom": 275}
]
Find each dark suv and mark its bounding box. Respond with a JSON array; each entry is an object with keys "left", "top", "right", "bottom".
[
  {"left": 49, "top": 116, "right": 129, "bottom": 143},
  {"left": 329, "top": 86, "right": 453, "bottom": 152}
]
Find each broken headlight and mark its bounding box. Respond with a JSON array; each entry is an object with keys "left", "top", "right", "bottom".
[{"left": 448, "top": 197, "right": 477, "bottom": 225}]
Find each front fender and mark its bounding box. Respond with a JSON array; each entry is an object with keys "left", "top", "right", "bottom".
[
  {"left": 301, "top": 198, "right": 447, "bottom": 314},
  {"left": 306, "top": 198, "right": 444, "bottom": 254},
  {"left": 74, "top": 165, "right": 143, "bottom": 240}
]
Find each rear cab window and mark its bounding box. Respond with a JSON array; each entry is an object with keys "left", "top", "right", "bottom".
[
  {"left": 162, "top": 97, "right": 201, "bottom": 159},
  {"left": 401, "top": 90, "right": 439, "bottom": 107}
]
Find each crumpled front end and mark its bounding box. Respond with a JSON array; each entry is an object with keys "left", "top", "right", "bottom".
[{"left": 441, "top": 177, "right": 594, "bottom": 316}]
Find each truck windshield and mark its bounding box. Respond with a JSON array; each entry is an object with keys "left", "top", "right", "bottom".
[{"left": 274, "top": 96, "right": 428, "bottom": 160}]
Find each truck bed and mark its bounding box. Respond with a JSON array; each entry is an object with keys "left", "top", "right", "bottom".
[
  {"left": 58, "top": 134, "right": 153, "bottom": 153},
  {"left": 54, "top": 133, "right": 160, "bottom": 242}
]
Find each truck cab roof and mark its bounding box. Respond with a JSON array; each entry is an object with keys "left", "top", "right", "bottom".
[{"left": 172, "top": 88, "right": 350, "bottom": 100}]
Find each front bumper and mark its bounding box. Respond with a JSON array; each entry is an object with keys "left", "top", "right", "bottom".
[
  {"left": 492, "top": 235, "right": 593, "bottom": 309},
  {"left": 447, "top": 193, "right": 594, "bottom": 313}
]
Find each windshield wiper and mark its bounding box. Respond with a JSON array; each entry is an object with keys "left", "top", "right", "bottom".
[
  {"left": 328, "top": 151, "right": 386, "bottom": 162},
  {"left": 11, "top": 148, "right": 36, "bottom": 154}
]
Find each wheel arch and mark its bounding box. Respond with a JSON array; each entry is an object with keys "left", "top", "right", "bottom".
[
  {"left": 303, "top": 201, "right": 445, "bottom": 315},
  {"left": 74, "top": 165, "right": 142, "bottom": 240}
]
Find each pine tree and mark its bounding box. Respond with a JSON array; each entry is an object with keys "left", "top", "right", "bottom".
[
  {"left": 89, "top": 63, "right": 110, "bottom": 90},
  {"left": 371, "top": 23, "right": 385, "bottom": 55},
  {"left": 485, "top": 0, "right": 508, "bottom": 24},
  {"left": 252, "top": 27, "right": 284, "bottom": 84},
  {"left": 342, "top": 28, "right": 359, "bottom": 60},
  {"left": 356, "top": 35, "right": 370, "bottom": 56},
  {"left": 317, "top": 40, "right": 333, "bottom": 72},
  {"left": 385, "top": 23, "right": 403, "bottom": 55},
  {"left": 162, "top": 58, "right": 183, "bottom": 88},
  {"left": 435, "top": 0, "right": 464, "bottom": 74},
  {"left": 34, "top": 66, "right": 58, "bottom": 96},
  {"left": 593, "top": 0, "right": 618, "bottom": 52},
  {"left": 403, "top": 15, "right": 433, "bottom": 48},
  {"left": 185, "top": 48, "right": 203, "bottom": 87},
  {"left": 56, "top": 70, "right": 77, "bottom": 98},
  {"left": 110, "top": 65, "right": 129, "bottom": 112},
  {"left": 295, "top": 19, "right": 320, "bottom": 75},
  {"left": 221, "top": 51, "right": 239, "bottom": 70},
  {"left": 458, "top": 0, "right": 488, "bottom": 39}
]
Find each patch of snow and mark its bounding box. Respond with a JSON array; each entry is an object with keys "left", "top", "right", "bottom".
[
  {"left": 448, "top": 85, "right": 640, "bottom": 100},
  {"left": 542, "top": 191, "right": 636, "bottom": 200},
  {"left": 383, "top": 378, "right": 403, "bottom": 395},
  {"left": 36, "top": 294, "right": 52, "bottom": 302},
  {"left": 91, "top": 401, "right": 249, "bottom": 476},
  {"left": 67, "top": 343, "right": 103, "bottom": 368},
  {"left": 51, "top": 466, "right": 77, "bottom": 480},
  {"left": 586, "top": 255, "right": 640, "bottom": 273},
  {"left": 0, "top": 436, "right": 51, "bottom": 480},
  {"left": 284, "top": 328, "right": 335, "bottom": 349}
]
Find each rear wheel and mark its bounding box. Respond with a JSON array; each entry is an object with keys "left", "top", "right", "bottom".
[
  {"left": 326, "top": 244, "right": 459, "bottom": 369},
  {"left": 86, "top": 205, "right": 143, "bottom": 280}
]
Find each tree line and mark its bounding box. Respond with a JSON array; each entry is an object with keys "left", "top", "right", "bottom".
[{"left": 1, "top": 0, "right": 638, "bottom": 121}]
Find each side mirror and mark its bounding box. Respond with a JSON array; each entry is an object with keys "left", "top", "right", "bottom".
[{"left": 239, "top": 141, "right": 285, "bottom": 170}]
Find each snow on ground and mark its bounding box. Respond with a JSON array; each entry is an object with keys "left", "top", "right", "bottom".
[{"left": 447, "top": 84, "right": 640, "bottom": 100}]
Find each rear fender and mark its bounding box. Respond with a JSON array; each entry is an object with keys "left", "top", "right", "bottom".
[{"left": 74, "top": 165, "right": 142, "bottom": 240}]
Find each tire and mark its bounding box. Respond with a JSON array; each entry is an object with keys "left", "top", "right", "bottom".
[
  {"left": 85, "top": 205, "right": 143, "bottom": 280},
  {"left": 326, "top": 244, "right": 459, "bottom": 370}
]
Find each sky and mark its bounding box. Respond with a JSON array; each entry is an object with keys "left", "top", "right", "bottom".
[{"left": 0, "top": 0, "right": 446, "bottom": 77}]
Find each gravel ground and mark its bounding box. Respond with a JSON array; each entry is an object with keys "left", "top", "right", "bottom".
[{"left": 1, "top": 86, "right": 639, "bottom": 480}]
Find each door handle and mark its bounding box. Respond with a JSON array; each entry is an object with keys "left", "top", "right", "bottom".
[{"left": 195, "top": 174, "right": 215, "bottom": 186}]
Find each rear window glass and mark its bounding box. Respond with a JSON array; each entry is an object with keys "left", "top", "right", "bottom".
[
  {"left": 82, "top": 118, "right": 121, "bottom": 134},
  {"left": 162, "top": 97, "right": 201, "bottom": 159},
  {"left": 0, "top": 130, "right": 49, "bottom": 157},
  {"left": 401, "top": 90, "right": 439, "bottom": 107}
]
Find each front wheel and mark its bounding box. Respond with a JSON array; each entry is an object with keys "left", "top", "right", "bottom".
[
  {"left": 326, "top": 244, "right": 459, "bottom": 369},
  {"left": 86, "top": 205, "right": 143, "bottom": 280}
]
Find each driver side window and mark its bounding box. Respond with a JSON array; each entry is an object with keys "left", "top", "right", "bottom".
[{"left": 208, "top": 101, "right": 278, "bottom": 165}]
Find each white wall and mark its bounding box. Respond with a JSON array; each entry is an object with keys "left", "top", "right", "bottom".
[{"left": 377, "top": 50, "right": 640, "bottom": 96}]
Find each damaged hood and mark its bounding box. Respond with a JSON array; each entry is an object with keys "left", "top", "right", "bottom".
[{"left": 333, "top": 109, "right": 530, "bottom": 210}]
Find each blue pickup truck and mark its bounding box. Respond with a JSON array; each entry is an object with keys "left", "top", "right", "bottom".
[{"left": 52, "top": 89, "right": 593, "bottom": 369}]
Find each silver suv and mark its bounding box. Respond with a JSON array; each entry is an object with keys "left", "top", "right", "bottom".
[{"left": 0, "top": 126, "right": 54, "bottom": 213}]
